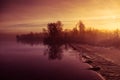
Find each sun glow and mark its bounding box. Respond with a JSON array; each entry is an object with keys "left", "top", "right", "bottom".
[
  {"left": 111, "top": 16, "right": 117, "bottom": 19},
  {"left": 1, "top": 0, "right": 120, "bottom": 33}
]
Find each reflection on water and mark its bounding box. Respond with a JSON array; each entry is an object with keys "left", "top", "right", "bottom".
[
  {"left": 17, "top": 37, "right": 64, "bottom": 60},
  {"left": 0, "top": 37, "right": 104, "bottom": 80},
  {"left": 17, "top": 35, "right": 69, "bottom": 60},
  {"left": 44, "top": 44, "right": 69, "bottom": 60},
  {"left": 44, "top": 44, "right": 63, "bottom": 60},
  {"left": 16, "top": 37, "right": 42, "bottom": 46}
]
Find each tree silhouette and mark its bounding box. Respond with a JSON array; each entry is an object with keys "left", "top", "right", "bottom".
[
  {"left": 43, "top": 21, "right": 64, "bottom": 45},
  {"left": 76, "top": 21, "right": 86, "bottom": 43},
  {"left": 43, "top": 21, "right": 64, "bottom": 60},
  {"left": 76, "top": 21, "right": 85, "bottom": 34},
  {"left": 47, "top": 21, "right": 63, "bottom": 38}
]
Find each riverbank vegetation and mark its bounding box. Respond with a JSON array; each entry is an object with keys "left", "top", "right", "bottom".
[{"left": 16, "top": 21, "right": 120, "bottom": 48}]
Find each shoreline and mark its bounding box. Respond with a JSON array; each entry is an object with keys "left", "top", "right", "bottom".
[{"left": 70, "top": 44, "right": 120, "bottom": 80}]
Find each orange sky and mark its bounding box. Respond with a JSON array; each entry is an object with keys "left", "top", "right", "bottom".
[{"left": 1, "top": 0, "right": 120, "bottom": 34}]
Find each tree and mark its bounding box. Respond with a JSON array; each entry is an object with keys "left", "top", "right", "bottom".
[
  {"left": 47, "top": 21, "right": 63, "bottom": 37},
  {"left": 76, "top": 21, "right": 85, "bottom": 42},
  {"left": 79, "top": 21, "right": 85, "bottom": 33},
  {"left": 43, "top": 21, "right": 63, "bottom": 45}
]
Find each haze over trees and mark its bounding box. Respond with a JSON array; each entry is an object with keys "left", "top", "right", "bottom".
[
  {"left": 16, "top": 20, "right": 120, "bottom": 48},
  {"left": 15, "top": 20, "right": 120, "bottom": 60}
]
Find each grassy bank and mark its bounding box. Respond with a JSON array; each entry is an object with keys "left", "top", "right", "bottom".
[{"left": 70, "top": 44, "right": 120, "bottom": 80}]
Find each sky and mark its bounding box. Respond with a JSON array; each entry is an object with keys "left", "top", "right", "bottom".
[{"left": 1, "top": 0, "right": 120, "bottom": 34}]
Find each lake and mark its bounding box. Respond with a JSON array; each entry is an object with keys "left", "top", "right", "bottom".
[{"left": 0, "top": 37, "right": 104, "bottom": 80}]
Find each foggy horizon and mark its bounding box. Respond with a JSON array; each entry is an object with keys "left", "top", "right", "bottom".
[{"left": 1, "top": 0, "right": 120, "bottom": 33}]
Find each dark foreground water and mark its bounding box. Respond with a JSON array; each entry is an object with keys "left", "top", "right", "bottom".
[{"left": 0, "top": 38, "right": 104, "bottom": 80}]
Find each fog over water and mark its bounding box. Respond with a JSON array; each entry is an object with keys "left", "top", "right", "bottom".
[{"left": 0, "top": 37, "right": 104, "bottom": 80}]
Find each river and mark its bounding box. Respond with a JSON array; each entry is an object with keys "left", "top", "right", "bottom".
[{"left": 0, "top": 37, "right": 104, "bottom": 80}]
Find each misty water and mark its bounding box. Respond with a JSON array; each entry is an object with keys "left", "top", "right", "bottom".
[{"left": 0, "top": 38, "right": 104, "bottom": 80}]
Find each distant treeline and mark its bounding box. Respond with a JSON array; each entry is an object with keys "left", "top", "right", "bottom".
[
  {"left": 16, "top": 21, "right": 120, "bottom": 48},
  {"left": 16, "top": 32, "right": 44, "bottom": 45}
]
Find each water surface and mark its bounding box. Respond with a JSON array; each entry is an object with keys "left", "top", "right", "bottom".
[{"left": 0, "top": 38, "right": 104, "bottom": 80}]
